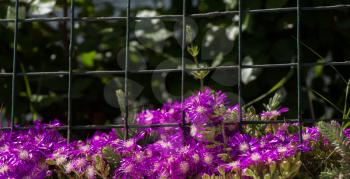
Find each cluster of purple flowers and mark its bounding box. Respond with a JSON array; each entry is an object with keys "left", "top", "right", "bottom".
[
  {"left": 115, "top": 138, "right": 222, "bottom": 178},
  {"left": 0, "top": 88, "right": 330, "bottom": 178},
  {"left": 0, "top": 120, "right": 65, "bottom": 178},
  {"left": 118, "top": 88, "right": 321, "bottom": 177},
  {"left": 220, "top": 126, "right": 320, "bottom": 172}
]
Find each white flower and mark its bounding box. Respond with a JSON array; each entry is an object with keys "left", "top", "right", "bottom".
[
  {"left": 251, "top": 153, "right": 261, "bottom": 161},
  {"left": 277, "top": 146, "right": 287, "bottom": 153},
  {"left": 86, "top": 166, "right": 95, "bottom": 179},
  {"left": 239, "top": 142, "right": 249, "bottom": 152},
  {"left": 228, "top": 161, "right": 239, "bottom": 169},
  {"left": 190, "top": 125, "right": 199, "bottom": 137},
  {"left": 192, "top": 154, "right": 200, "bottom": 164},
  {"left": 179, "top": 161, "right": 190, "bottom": 174},
  {"left": 74, "top": 158, "right": 86, "bottom": 169},
  {"left": 65, "top": 162, "right": 74, "bottom": 173},
  {"left": 19, "top": 150, "right": 29, "bottom": 160},
  {"left": 204, "top": 153, "right": 213, "bottom": 164},
  {"left": 0, "top": 165, "right": 9, "bottom": 174},
  {"left": 303, "top": 134, "right": 310, "bottom": 141},
  {"left": 124, "top": 164, "right": 133, "bottom": 173},
  {"left": 144, "top": 111, "right": 154, "bottom": 124},
  {"left": 56, "top": 156, "right": 67, "bottom": 165},
  {"left": 124, "top": 140, "right": 134, "bottom": 148},
  {"left": 196, "top": 106, "right": 206, "bottom": 113}
]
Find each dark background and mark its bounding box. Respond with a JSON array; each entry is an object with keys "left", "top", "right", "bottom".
[{"left": 0, "top": 0, "right": 349, "bottom": 138}]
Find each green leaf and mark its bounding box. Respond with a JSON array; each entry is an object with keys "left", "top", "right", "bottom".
[
  {"left": 343, "top": 79, "right": 350, "bottom": 128},
  {"left": 190, "top": 63, "right": 209, "bottom": 79},
  {"left": 223, "top": 0, "right": 237, "bottom": 9},
  {"left": 242, "top": 56, "right": 258, "bottom": 84},
  {"left": 210, "top": 52, "right": 224, "bottom": 68},
  {"left": 202, "top": 174, "right": 210, "bottom": 179},
  {"left": 263, "top": 92, "right": 282, "bottom": 111},
  {"left": 6, "top": 6, "right": 25, "bottom": 20},
  {"left": 264, "top": 174, "right": 271, "bottom": 179},
  {"left": 102, "top": 146, "right": 121, "bottom": 169},
  {"left": 298, "top": 39, "right": 348, "bottom": 84},
  {"left": 116, "top": 89, "right": 126, "bottom": 117},
  {"left": 308, "top": 88, "right": 343, "bottom": 114},
  {"left": 187, "top": 45, "right": 199, "bottom": 58},
  {"left": 243, "top": 13, "right": 251, "bottom": 31},
  {"left": 29, "top": 0, "right": 56, "bottom": 16},
  {"left": 19, "top": 62, "right": 38, "bottom": 120},
  {"left": 266, "top": 0, "right": 288, "bottom": 8},
  {"left": 343, "top": 79, "right": 350, "bottom": 119},
  {"left": 245, "top": 68, "right": 293, "bottom": 107},
  {"left": 218, "top": 166, "right": 226, "bottom": 176},
  {"left": 244, "top": 168, "right": 258, "bottom": 178},
  {"left": 80, "top": 51, "right": 96, "bottom": 68},
  {"left": 46, "top": 159, "right": 56, "bottom": 165},
  {"left": 314, "top": 65, "right": 324, "bottom": 77}
]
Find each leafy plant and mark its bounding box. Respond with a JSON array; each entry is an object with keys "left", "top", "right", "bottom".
[
  {"left": 300, "top": 41, "right": 350, "bottom": 126},
  {"left": 244, "top": 92, "right": 288, "bottom": 137},
  {"left": 186, "top": 26, "right": 210, "bottom": 89},
  {"left": 317, "top": 121, "right": 350, "bottom": 178},
  {"left": 244, "top": 154, "right": 302, "bottom": 179}
]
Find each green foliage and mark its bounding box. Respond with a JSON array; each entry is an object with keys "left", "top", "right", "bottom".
[
  {"left": 203, "top": 155, "right": 301, "bottom": 179},
  {"left": 186, "top": 26, "right": 210, "bottom": 89},
  {"left": 94, "top": 154, "right": 111, "bottom": 178},
  {"left": 263, "top": 92, "right": 282, "bottom": 111},
  {"left": 6, "top": 6, "right": 25, "bottom": 19},
  {"left": 115, "top": 89, "right": 126, "bottom": 118},
  {"left": 244, "top": 69, "right": 293, "bottom": 108},
  {"left": 319, "top": 168, "right": 342, "bottom": 179},
  {"left": 187, "top": 45, "right": 199, "bottom": 59},
  {"left": 80, "top": 51, "right": 96, "bottom": 68},
  {"left": 102, "top": 146, "right": 121, "bottom": 170},
  {"left": 317, "top": 121, "right": 350, "bottom": 178},
  {"left": 243, "top": 92, "right": 286, "bottom": 137},
  {"left": 223, "top": 0, "right": 237, "bottom": 10},
  {"left": 244, "top": 155, "right": 301, "bottom": 179},
  {"left": 298, "top": 140, "right": 340, "bottom": 178},
  {"left": 202, "top": 173, "right": 240, "bottom": 179}
]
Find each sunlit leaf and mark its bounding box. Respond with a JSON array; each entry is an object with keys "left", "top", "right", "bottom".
[
  {"left": 211, "top": 62, "right": 238, "bottom": 86},
  {"left": 245, "top": 69, "right": 293, "bottom": 107},
  {"left": 223, "top": 0, "right": 237, "bottom": 9},
  {"left": 6, "top": 6, "right": 25, "bottom": 19},
  {"left": 201, "top": 26, "right": 234, "bottom": 60},
  {"left": 116, "top": 89, "right": 126, "bottom": 117},
  {"left": 211, "top": 52, "right": 224, "bottom": 68},
  {"left": 226, "top": 24, "right": 239, "bottom": 41},
  {"left": 242, "top": 56, "right": 257, "bottom": 84},
  {"left": 29, "top": 0, "right": 56, "bottom": 16},
  {"left": 243, "top": 13, "right": 251, "bottom": 31},
  {"left": 80, "top": 51, "right": 96, "bottom": 68}
]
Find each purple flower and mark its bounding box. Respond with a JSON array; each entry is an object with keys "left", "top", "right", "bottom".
[
  {"left": 0, "top": 88, "right": 326, "bottom": 178},
  {"left": 344, "top": 128, "right": 350, "bottom": 140},
  {"left": 260, "top": 107, "right": 289, "bottom": 119},
  {"left": 0, "top": 120, "right": 66, "bottom": 178},
  {"left": 184, "top": 88, "right": 227, "bottom": 125}
]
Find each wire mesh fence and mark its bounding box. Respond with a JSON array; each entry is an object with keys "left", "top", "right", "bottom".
[{"left": 1, "top": 0, "right": 350, "bottom": 144}]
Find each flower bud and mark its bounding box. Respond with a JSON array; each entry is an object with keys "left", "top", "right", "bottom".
[{"left": 281, "top": 160, "right": 290, "bottom": 172}]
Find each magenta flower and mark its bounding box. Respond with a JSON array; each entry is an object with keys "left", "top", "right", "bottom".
[
  {"left": 260, "top": 107, "right": 289, "bottom": 119},
  {"left": 0, "top": 88, "right": 326, "bottom": 178}
]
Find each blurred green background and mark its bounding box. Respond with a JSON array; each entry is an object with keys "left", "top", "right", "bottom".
[{"left": 0, "top": 0, "right": 349, "bottom": 131}]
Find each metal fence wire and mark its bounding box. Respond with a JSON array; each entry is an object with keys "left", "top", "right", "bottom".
[{"left": 2, "top": 0, "right": 350, "bottom": 144}]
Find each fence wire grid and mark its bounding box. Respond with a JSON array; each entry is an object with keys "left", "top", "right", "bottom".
[{"left": 1, "top": 0, "right": 350, "bottom": 143}]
